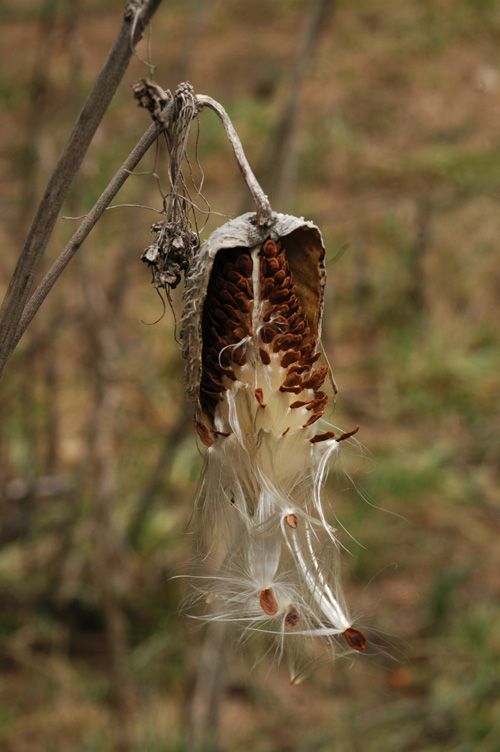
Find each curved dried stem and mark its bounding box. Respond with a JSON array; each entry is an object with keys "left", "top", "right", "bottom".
[{"left": 196, "top": 94, "right": 274, "bottom": 227}]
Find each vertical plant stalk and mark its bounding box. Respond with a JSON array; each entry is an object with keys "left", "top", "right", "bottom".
[
  {"left": 259, "top": 0, "right": 334, "bottom": 207},
  {"left": 0, "top": 0, "right": 162, "bottom": 377},
  {"left": 186, "top": 622, "right": 228, "bottom": 752},
  {"left": 81, "top": 265, "right": 135, "bottom": 752}
]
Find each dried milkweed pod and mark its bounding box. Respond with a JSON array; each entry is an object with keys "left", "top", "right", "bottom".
[{"left": 180, "top": 211, "right": 367, "bottom": 664}]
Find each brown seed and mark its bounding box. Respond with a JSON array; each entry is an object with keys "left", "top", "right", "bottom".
[
  {"left": 210, "top": 306, "right": 227, "bottom": 325},
  {"left": 269, "top": 288, "right": 292, "bottom": 305},
  {"left": 261, "top": 279, "right": 275, "bottom": 298},
  {"left": 273, "top": 334, "right": 301, "bottom": 353},
  {"left": 264, "top": 257, "right": 280, "bottom": 276},
  {"left": 259, "top": 588, "right": 279, "bottom": 616},
  {"left": 218, "top": 349, "right": 232, "bottom": 369},
  {"left": 234, "top": 293, "right": 251, "bottom": 312},
  {"left": 219, "top": 289, "right": 234, "bottom": 306},
  {"left": 222, "top": 261, "right": 235, "bottom": 277},
  {"left": 281, "top": 426, "right": 290, "bottom": 437},
  {"left": 259, "top": 347, "right": 271, "bottom": 365},
  {"left": 302, "top": 366, "right": 328, "bottom": 391},
  {"left": 290, "top": 400, "right": 309, "bottom": 409},
  {"left": 236, "top": 253, "right": 252, "bottom": 276},
  {"left": 201, "top": 374, "right": 224, "bottom": 390},
  {"left": 227, "top": 269, "right": 247, "bottom": 286},
  {"left": 281, "top": 372, "right": 301, "bottom": 388},
  {"left": 305, "top": 351, "right": 321, "bottom": 365},
  {"left": 303, "top": 411, "right": 322, "bottom": 427},
  {"left": 343, "top": 627, "right": 367, "bottom": 652},
  {"left": 338, "top": 426, "right": 360, "bottom": 442},
  {"left": 288, "top": 364, "right": 310, "bottom": 375},
  {"left": 310, "top": 431, "right": 336, "bottom": 444},
  {"left": 232, "top": 345, "right": 247, "bottom": 366},
  {"left": 254, "top": 388, "right": 266, "bottom": 407},
  {"left": 280, "top": 350, "right": 300, "bottom": 368},
  {"left": 260, "top": 325, "right": 277, "bottom": 344},
  {"left": 291, "top": 319, "right": 306, "bottom": 335},
  {"left": 306, "top": 394, "right": 328, "bottom": 412},
  {"left": 223, "top": 303, "right": 246, "bottom": 325},
  {"left": 274, "top": 270, "right": 286, "bottom": 285},
  {"left": 285, "top": 606, "right": 300, "bottom": 628},
  {"left": 280, "top": 385, "right": 303, "bottom": 395},
  {"left": 194, "top": 421, "right": 214, "bottom": 447},
  {"left": 232, "top": 326, "right": 245, "bottom": 340},
  {"left": 262, "top": 239, "right": 279, "bottom": 257},
  {"left": 285, "top": 513, "right": 298, "bottom": 528},
  {"left": 234, "top": 277, "right": 253, "bottom": 298}
]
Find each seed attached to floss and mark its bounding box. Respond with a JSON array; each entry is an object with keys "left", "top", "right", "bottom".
[
  {"left": 285, "top": 513, "right": 298, "bottom": 529},
  {"left": 259, "top": 588, "right": 279, "bottom": 616},
  {"left": 310, "top": 431, "right": 336, "bottom": 444},
  {"left": 337, "top": 426, "right": 360, "bottom": 442},
  {"left": 343, "top": 627, "right": 368, "bottom": 652},
  {"left": 254, "top": 388, "right": 266, "bottom": 407},
  {"left": 285, "top": 606, "right": 300, "bottom": 628}
]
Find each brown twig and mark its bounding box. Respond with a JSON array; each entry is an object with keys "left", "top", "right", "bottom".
[{"left": 0, "top": 0, "right": 162, "bottom": 377}]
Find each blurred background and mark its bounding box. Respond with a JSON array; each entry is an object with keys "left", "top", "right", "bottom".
[{"left": 1, "top": 0, "right": 499, "bottom": 750}]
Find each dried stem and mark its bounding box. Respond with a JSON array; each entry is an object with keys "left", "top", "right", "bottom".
[
  {"left": 196, "top": 94, "right": 273, "bottom": 226},
  {"left": 0, "top": 0, "right": 162, "bottom": 377}
]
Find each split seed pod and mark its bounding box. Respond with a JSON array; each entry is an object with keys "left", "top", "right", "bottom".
[
  {"left": 180, "top": 211, "right": 366, "bottom": 661},
  {"left": 182, "top": 212, "right": 326, "bottom": 438}
]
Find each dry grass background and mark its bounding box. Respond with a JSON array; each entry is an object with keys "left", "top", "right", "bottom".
[{"left": 0, "top": 0, "right": 499, "bottom": 750}]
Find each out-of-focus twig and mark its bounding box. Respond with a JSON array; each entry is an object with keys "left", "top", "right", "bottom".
[
  {"left": 127, "top": 416, "right": 189, "bottom": 548},
  {"left": 81, "top": 262, "right": 136, "bottom": 752},
  {"left": 175, "top": 0, "right": 210, "bottom": 82},
  {"left": 258, "top": 0, "right": 335, "bottom": 207},
  {"left": 0, "top": 0, "right": 163, "bottom": 377},
  {"left": 11, "top": 119, "right": 166, "bottom": 354},
  {"left": 186, "top": 622, "right": 229, "bottom": 752},
  {"left": 17, "top": 0, "right": 60, "bottom": 227}
]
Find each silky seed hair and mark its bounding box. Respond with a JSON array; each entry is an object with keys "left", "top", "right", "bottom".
[{"left": 180, "top": 212, "right": 367, "bottom": 666}]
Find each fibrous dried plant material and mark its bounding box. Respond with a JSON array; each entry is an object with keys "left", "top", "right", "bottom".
[{"left": 181, "top": 212, "right": 366, "bottom": 665}]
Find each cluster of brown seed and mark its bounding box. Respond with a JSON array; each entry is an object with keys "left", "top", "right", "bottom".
[
  {"left": 197, "top": 238, "right": 358, "bottom": 448},
  {"left": 258, "top": 239, "right": 330, "bottom": 430},
  {"left": 199, "top": 248, "right": 254, "bottom": 430}
]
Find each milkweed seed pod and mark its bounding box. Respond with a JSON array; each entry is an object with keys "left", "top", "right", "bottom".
[{"left": 181, "top": 212, "right": 367, "bottom": 663}]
